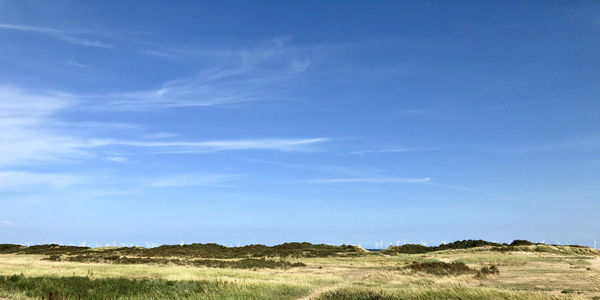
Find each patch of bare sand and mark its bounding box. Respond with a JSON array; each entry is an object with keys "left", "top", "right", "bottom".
[{"left": 591, "top": 257, "right": 600, "bottom": 270}]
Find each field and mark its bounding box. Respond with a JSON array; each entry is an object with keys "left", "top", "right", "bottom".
[{"left": 0, "top": 242, "right": 599, "bottom": 299}]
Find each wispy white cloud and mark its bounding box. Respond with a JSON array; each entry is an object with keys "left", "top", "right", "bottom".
[
  {"left": 0, "top": 23, "right": 113, "bottom": 49},
  {"left": 89, "top": 138, "right": 329, "bottom": 152},
  {"left": 424, "top": 182, "right": 475, "bottom": 191},
  {"left": 105, "top": 156, "right": 128, "bottom": 163},
  {"left": 350, "top": 147, "right": 440, "bottom": 155},
  {"left": 307, "top": 177, "right": 431, "bottom": 184},
  {"left": 92, "top": 81, "right": 259, "bottom": 110},
  {"left": 144, "top": 132, "right": 177, "bottom": 139},
  {"left": 66, "top": 60, "right": 88, "bottom": 68},
  {"left": 247, "top": 159, "right": 384, "bottom": 177},
  {"left": 93, "top": 38, "right": 311, "bottom": 110},
  {"left": 0, "top": 86, "right": 90, "bottom": 166},
  {"left": 148, "top": 174, "right": 242, "bottom": 188},
  {"left": 397, "top": 100, "right": 551, "bottom": 117},
  {"left": 0, "top": 23, "right": 64, "bottom": 34},
  {"left": 0, "top": 86, "right": 329, "bottom": 166},
  {"left": 302, "top": 176, "right": 474, "bottom": 191},
  {"left": 0, "top": 86, "right": 75, "bottom": 117},
  {"left": 0, "top": 220, "right": 14, "bottom": 227},
  {"left": 0, "top": 171, "right": 84, "bottom": 189}
]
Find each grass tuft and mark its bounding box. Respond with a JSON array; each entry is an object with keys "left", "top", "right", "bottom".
[
  {"left": 318, "top": 286, "right": 566, "bottom": 300},
  {"left": 0, "top": 274, "right": 308, "bottom": 300},
  {"left": 404, "top": 261, "right": 474, "bottom": 276}
]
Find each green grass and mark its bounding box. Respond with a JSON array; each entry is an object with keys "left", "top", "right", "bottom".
[
  {"left": 403, "top": 261, "right": 474, "bottom": 276},
  {"left": 1, "top": 241, "right": 597, "bottom": 299},
  {"left": 318, "top": 286, "right": 568, "bottom": 300},
  {"left": 0, "top": 274, "right": 309, "bottom": 300}
]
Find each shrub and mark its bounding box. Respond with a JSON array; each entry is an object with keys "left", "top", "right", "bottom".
[
  {"left": 381, "top": 240, "right": 501, "bottom": 255},
  {"left": 0, "top": 244, "right": 25, "bottom": 253},
  {"left": 54, "top": 254, "right": 305, "bottom": 269},
  {"left": 510, "top": 240, "right": 534, "bottom": 246},
  {"left": 46, "top": 254, "right": 61, "bottom": 261},
  {"left": 0, "top": 242, "right": 366, "bottom": 258},
  {"left": 404, "top": 261, "right": 474, "bottom": 276},
  {"left": 476, "top": 265, "right": 500, "bottom": 278},
  {"left": 381, "top": 244, "right": 431, "bottom": 254}
]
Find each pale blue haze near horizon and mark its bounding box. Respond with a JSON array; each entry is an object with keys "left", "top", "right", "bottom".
[{"left": 0, "top": 1, "right": 599, "bottom": 248}]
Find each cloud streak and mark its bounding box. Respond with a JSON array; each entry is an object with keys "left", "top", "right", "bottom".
[
  {"left": 89, "top": 138, "right": 329, "bottom": 152},
  {"left": 0, "top": 171, "right": 83, "bottom": 189},
  {"left": 0, "top": 220, "right": 14, "bottom": 227},
  {"left": 89, "top": 38, "right": 311, "bottom": 110},
  {"left": 307, "top": 177, "right": 431, "bottom": 184},
  {"left": 247, "top": 159, "right": 385, "bottom": 177},
  {"left": 0, "top": 86, "right": 329, "bottom": 167},
  {"left": 0, "top": 86, "right": 90, "bottom": 166},
  {"left": 302, "top": 176, "right": 474, "bottom": 191},
  {"left": 148, "top": 174, "right": 243, "bottom": 188},
  {"left": 0, "top": 23, "right": 113, "bottom": 49},
  {"left": 350, "top": 147, "right": 440, "bottom": 155}
]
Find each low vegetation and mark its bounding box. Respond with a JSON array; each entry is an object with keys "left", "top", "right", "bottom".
[
  {"left": 0, "top": 240, "right": 598, "bottom": 299},
  {"left": 381, "top": 239, "right": 600, "bottom": 256},
  {"left": 318, "top": 286, "right": 566, "bottom": 300},
  {"left": 475, "top": 265, "right": 500, "bottom": 278},
  {"left": 3, "top": 240, "right": 597, "bottom": 260},
  {"left": 46, "top": 255, "right": 305, "bottom": 269},
  {"left": 0, "top": 274, "right": 308, "bottom": 300},
  {"left": 380, "top": 240, "right": 502, "bottom": 254},
  {"left": 0, "top": 242, "right": 365, "bottom": 259},
  {"left": 403, "top": 261, "right": 475, "bottom": 276}
]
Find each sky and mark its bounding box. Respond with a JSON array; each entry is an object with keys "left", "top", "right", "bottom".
[{"left": 0, "top": 1, "right": 599, "bottom": 248}]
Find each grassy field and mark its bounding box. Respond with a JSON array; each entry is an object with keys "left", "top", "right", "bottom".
[{"left": 0, "top": 242, "right": 599, "bottom": 299}]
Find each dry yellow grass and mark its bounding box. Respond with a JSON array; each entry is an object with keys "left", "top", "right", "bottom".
[{"left": 0, "top": 247, "right": 599, "bottom": 299}]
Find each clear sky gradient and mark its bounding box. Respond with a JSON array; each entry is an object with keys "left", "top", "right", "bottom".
[{"left": 1, "top": 1, "right": 599, "bottom": 248}]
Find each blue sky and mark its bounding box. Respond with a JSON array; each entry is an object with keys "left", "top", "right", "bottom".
[{"left": 0, "top": 1, "right": 599, "bottom": 248}]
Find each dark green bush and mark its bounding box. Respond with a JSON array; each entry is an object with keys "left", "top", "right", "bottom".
[
  {"left": 475, "top": 265, "right": 500, "bottom": 278},
  {"left": 381, "top": 240, "right": 502, "bottom": 255},
  {"left": 0, "top": 242, "right": 365, "bottom": 258},
  {"left": 510, "top": 240, "right": 533, "bottom": 246},
  {"left": 0, "top": 244, "right": 24, "bottom": 253}
]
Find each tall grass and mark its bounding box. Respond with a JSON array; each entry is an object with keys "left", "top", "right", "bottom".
[
  {"left": 318, "top": 286, "right": 568, "bottom": 300},
  {"left": 0, "top": 274, "right": 309, "bottom": 300}
]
